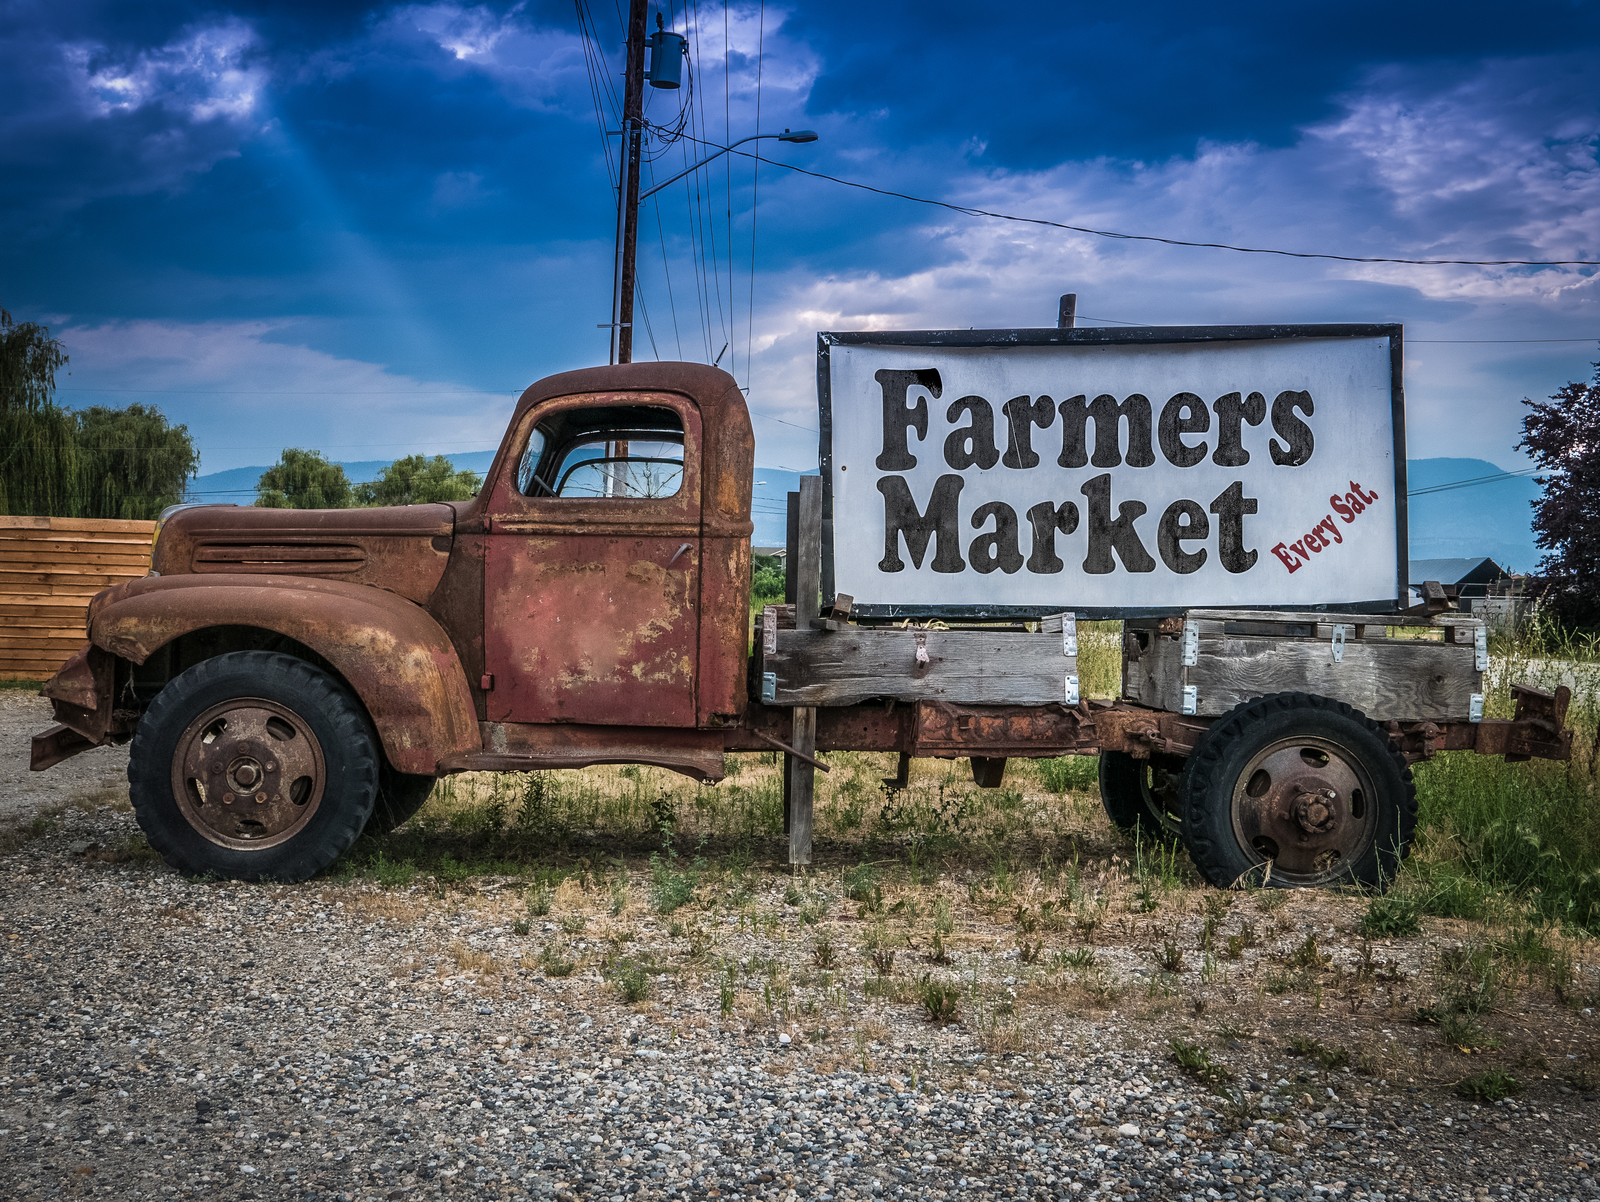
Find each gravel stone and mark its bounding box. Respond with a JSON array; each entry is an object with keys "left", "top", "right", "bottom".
[{"left": 4, "top": 693, "right": 1600, "bottom": 1201}]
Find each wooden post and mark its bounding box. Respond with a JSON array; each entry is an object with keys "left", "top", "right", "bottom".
[
  {"left": 783, "top": 491, "right": 800, "bottom": 606},
  {"left": 782, "top": 490, "right": 799, "bottom": 833},
  {"left": 787, "top": 475, "right": 822, "bottom": 865},
  {"left": 1058, "top": 293, "right": 1077, "bottom": 329}
]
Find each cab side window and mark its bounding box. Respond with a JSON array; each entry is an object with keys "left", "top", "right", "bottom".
[{"left": 516, "top": 405, "right": 685, "bottom": 500}]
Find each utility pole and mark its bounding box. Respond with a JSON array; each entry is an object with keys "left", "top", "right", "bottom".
[
  {"left": 1058, "top": 293, "right": 1077, "bottom": 329},
  {"left": 610, "top": 0, "right": 649, "bottom": 365},
  {"left": 603, "top": 9, "right": 809, "bottom": 367}
]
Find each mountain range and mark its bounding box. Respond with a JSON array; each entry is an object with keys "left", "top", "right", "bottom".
[{"left": 190, "top": 456, "right": 1544, "bottom": 571}]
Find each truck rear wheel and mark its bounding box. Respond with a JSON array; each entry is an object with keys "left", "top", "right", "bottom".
[
  {"left": 365, "top": 765, "right": 437, "bottom": 836},
  {"left": 1098, "top": 751, "right": 1186, "bottom": 844},
  {"left": 1179, "top": 692, "right": 1414, "bottom": 890},
  {"left": 128, "top": 651, "right": 379, "bottom": 882}
]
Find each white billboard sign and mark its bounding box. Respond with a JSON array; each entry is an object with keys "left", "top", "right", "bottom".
[{"left": 819, "top": 326, "right": 1406, "bottom": 617}]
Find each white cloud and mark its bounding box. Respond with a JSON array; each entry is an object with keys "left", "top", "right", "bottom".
[
  {"left": 53, "top": 319, "right": 517, "bottom": 475},
  {"left": 67, "top": 19, "right": 266, "bottom": 124},
  {"left": 367, "top": 4, "right": 592, "bottom": 115},
  {"left": 727, "top": 54, "right": 1600, "bottom": 470}
]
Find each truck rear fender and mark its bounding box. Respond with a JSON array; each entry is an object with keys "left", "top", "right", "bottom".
[{"left": 80, "top": 574, "right": 478, "bottom": 775}]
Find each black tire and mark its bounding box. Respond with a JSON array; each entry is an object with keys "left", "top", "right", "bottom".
[
  {"left": 1180, "top": 692, "right": 1415, "bottom": 890},
  {"left": 128, "top": 651, "right": 379, "bottom": 882},
  {"left": 1098, "top": 751, "right": 1187, "bottom": 844},
  {"left": 365, "top": 764, "right": 436, "bottom": 837}
]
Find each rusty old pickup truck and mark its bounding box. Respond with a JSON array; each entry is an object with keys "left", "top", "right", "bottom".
[{"left": 29, "top": 359, "right": 1574, "bottom": 888}]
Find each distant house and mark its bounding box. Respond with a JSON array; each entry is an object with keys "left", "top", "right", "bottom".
[
  {"left": 752, "top": 547, "right": 787, "bottom": 561},
  {"left": 1409, "top": 557, "right": 1508, "bottom": 600}
]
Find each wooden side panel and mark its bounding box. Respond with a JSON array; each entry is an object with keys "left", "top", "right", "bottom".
[
  {"left": 767, "top": 628, "right": 1077, "bottom": 707},
  {"left": 1129, "top": 626, "right": 1481, "bottom": 721},
  {"left": 0, "top": 517, "right": 153, "bottom": 680}
]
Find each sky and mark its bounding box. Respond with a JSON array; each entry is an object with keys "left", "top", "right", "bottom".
[{"left": 2, "top": 0, "right": 1598, "bottom": 487}]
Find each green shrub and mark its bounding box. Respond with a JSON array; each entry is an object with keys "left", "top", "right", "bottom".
[
  {"left": 650, "top": 851, "right": 702, "bottom": 914},
  {"left": 539, "top": 945, "right": 576, "bottom": 978},
  {"left": 613, "top": 963, "right": 652, "bottom": 1003},
  {"left": 811, "top": 936, "right": 838, "bottom": 970}
]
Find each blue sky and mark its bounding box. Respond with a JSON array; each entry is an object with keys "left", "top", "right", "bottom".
[{"left": 2, "top": 0, "right": 1597, "bottom": 480}]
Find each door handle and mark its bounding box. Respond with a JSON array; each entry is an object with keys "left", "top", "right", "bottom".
[{"left": 668, "top": 543, "right": 692, "bottom": 567}]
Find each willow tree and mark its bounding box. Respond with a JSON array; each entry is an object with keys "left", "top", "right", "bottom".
[
  {"left": 75, "top": 404, "right": 199, "bottom": 520},
  {"left": 0, "top": 308, "right": 195, "bottom": 518},
  {"left": 0, "top": 306, "right": 79, "bottom": 516}
]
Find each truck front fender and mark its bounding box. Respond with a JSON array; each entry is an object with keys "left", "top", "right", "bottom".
[{"left": 87, "top": 574, "right": 478, "bottom": 775}]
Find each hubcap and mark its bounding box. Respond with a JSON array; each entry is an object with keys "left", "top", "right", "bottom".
[
  {"left": 171, "top": 699, "right": 325, "bottom": 850},
  {"left": 1228, "top": 737, "right": 1379, "bottom": 882}
]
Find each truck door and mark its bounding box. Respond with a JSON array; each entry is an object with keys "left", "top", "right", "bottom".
[{"left": 482, "top": 393, "right": 701, "bottom": 727}]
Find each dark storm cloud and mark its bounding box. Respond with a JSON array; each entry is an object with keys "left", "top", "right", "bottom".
[
  {"left": 0, "top": 0, "right": 1594, "bottom": 476},
  {"left": 786, "top": 0, "right": 1600, "bottom": 165}
]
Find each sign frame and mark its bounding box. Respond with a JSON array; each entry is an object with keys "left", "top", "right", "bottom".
[{"left": 816, "top": 323, "right": 1408, "bottom": 620}]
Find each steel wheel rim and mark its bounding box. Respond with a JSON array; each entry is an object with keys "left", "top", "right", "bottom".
[
  {"left": 1227, "top": 734, "right": 1379, "bottom": 884},
  {"left": 170, "top": 698, "right": 327, "bottom": 850}
]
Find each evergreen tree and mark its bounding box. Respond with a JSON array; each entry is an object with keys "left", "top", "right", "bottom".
[
  {"left": 1519, "top": 363, "right": 1600, "bottom": 625},
  {"left": 354, "top": 454, "right": 481, "bottom": 507},
  {"left": 256, "top": 449, "right": 353, "bottom": 509}
]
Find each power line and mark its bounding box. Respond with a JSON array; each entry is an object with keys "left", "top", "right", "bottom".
[
  {"left": 56, "top": 387, "right": 521, "bottom": 396},
  {"left": 708, "top": 141, "right": 1600, "bottom": 268},
  {"left": 753, "top": 412, "right": 817, "bottom": 433},
  {"left": 747, "top": 0, "right": 766, "bottom": 390},
  {"left": 1407, "top": 467, "right": 1542, "bottom": 497}
]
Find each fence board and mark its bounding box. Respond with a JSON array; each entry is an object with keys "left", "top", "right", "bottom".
[{"left": 0, "top": 516, "right": 153, "bottom": 680}]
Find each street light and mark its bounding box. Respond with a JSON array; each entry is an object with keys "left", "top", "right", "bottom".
[{"left": 638, "top": 130, "right": 820, "bottom": 202}]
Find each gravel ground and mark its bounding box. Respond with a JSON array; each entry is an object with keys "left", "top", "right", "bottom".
[
  {"left": 0, "top": 690, "right": 130, "bottom": 823},
  {"left": 4, "top": 692, "right": 1600, "bottom": 1202}
]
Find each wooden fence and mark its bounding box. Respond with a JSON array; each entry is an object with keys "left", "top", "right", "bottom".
[{"left": 0, "top": 516, "right": 155, "bottom": 682}]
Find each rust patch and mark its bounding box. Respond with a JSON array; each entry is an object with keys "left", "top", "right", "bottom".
[
  {"left": 625, "top": 559, "right": 666, "bottom": 587},
  {"left": 82, "top": 573, "right": 477, "bottom": 775}
]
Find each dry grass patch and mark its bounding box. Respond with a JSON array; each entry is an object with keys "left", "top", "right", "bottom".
[
  {"left": 341, "top": 890, "right": 433, "bottom": 924},
  {"left": 448, "top": 941, "right": 506, "bottom": 976}
]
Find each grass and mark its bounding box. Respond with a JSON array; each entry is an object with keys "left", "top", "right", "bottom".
[
  {"left": 321, "top": 608, "right": 1600, "bottom": 952},
  {"left": 1288, "top": 1035, "right": 1350, "bottom": 1070},
  {"left": 918, "top": 975, "right": 961, "bottom": 1025},
  {"left": 1457, "top": 1068, "right": 1520, "bottom": 1103},
  {"left": 1170, "top": 1038, "right": 1231, "bottom": 1090},
  {"left": 1361, "top": 891, "right": 1423, "bottom": 939},
  {"left": 1406, "top": 615, "right": 1600, "bottom": 932}
]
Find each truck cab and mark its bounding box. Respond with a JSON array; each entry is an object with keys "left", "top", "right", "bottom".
[{"left": 31, "top": 362, "right": 755, "bottom": 881}]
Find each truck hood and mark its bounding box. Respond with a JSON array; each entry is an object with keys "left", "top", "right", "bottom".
[{"left": 151, "top": 502, "right": 456, "bottom": 605}]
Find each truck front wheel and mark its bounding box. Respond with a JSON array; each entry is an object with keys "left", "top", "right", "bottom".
[
  {"left": 1179, "top": 692, "right": 1415, "bottom": 890},
  {"left": 128, "top": 651, "right": 379, "bottom": 882}
]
